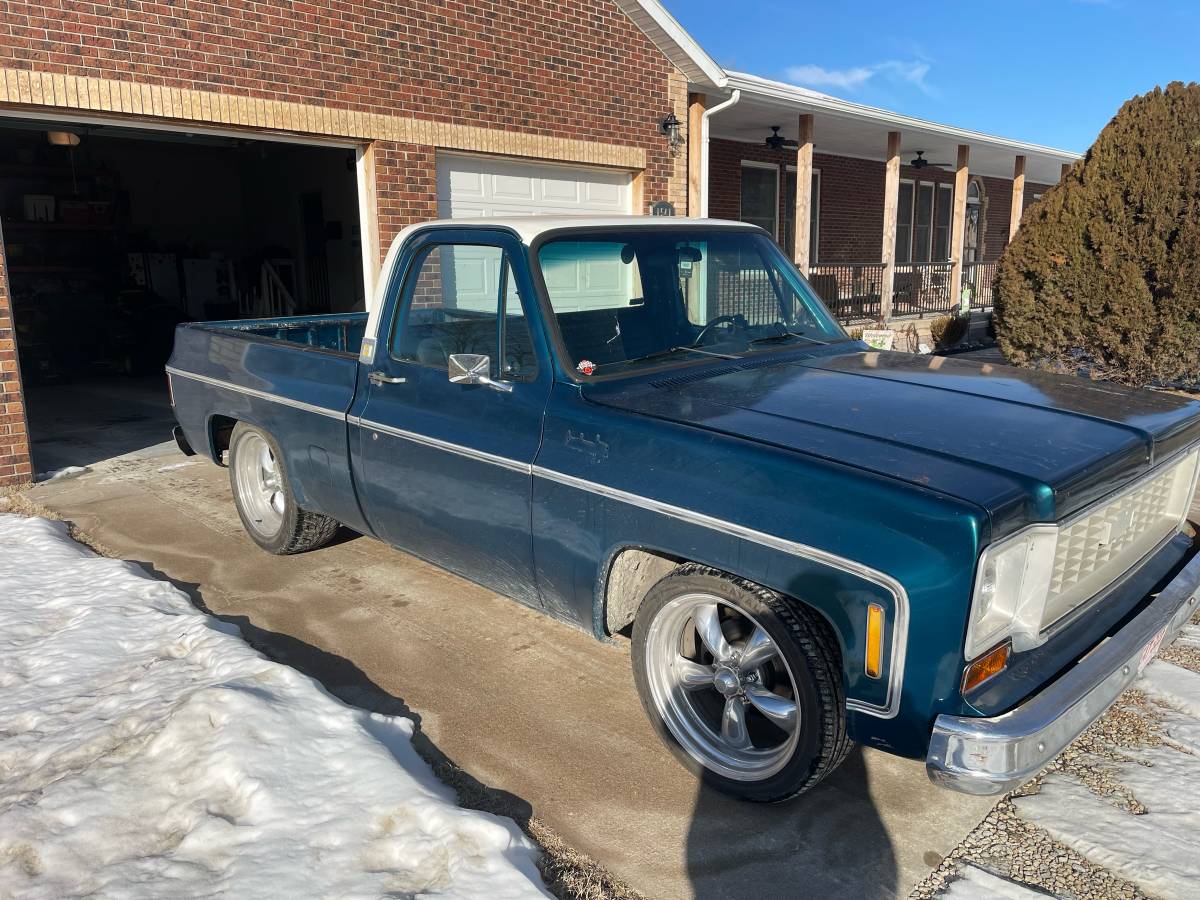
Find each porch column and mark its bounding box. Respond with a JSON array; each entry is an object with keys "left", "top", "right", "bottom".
[
  {"left": 793, "top": 114, "right": 814, "bottom": 274},
  {"left": 687, "top": 93, "right": 707, "bottom": 216},
  {"left": 1008, "top": 154, "right": 1026, "bottom": 241},
  {"left": 880, "top": 131, "right": 901, "bottom": 321},
  {"left": 950, "top": 144, "right": 970, "bottom": 308}
]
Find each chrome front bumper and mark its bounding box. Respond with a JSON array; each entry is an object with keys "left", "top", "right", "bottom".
[{"left": 927, "top": 547, "right": 1200, "bottom": 795}]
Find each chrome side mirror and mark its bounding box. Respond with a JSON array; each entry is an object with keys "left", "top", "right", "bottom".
[{"left": 448, "top": 353, "right": 513, "bottom": 393}]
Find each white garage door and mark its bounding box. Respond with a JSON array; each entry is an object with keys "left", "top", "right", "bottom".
[{"left": 437, "top": 154, "right": 632, "bottom": 218}]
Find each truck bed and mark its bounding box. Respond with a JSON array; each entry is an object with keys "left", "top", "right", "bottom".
[
  {"left": 166, "top": 311, "right": 370, "bottom": 533},
  {"left": 197, "top": 312, "right": 369, "bottom": 356}
]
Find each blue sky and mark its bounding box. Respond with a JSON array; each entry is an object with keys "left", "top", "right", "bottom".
[{"left": 663, "top": 0, "right": 1198, "bottom": 152}]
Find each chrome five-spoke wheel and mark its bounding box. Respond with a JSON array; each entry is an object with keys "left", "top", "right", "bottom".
[
  {"left": 644, "top": 592, "right": 801, "bottom": 781},
  {"left": 632, "top": 567, "right": 850, "bottom": 802}
]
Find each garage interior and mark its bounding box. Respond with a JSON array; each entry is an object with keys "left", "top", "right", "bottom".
[{"left": 0, "top": 118, "right": 365, "bottom": 473}]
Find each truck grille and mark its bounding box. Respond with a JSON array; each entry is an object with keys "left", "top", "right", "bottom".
[{"left": 1042, "top": 450, "right": 1199, "bottom": 630}]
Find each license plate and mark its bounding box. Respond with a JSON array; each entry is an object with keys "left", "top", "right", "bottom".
[{"left": 1138, "top": 626, "right": 1169, "bottom": 674}]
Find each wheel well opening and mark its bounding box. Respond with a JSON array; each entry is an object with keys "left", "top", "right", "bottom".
[
  {"left": 208, "top": 415, "right": 238, "bottom": 465},
  {"left": 604, "top": 548, "right": 683, "bottom": 637}
]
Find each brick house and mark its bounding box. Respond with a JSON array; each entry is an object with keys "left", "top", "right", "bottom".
[
  {"left": 690, "top": 72, "right": 1077, "bottom": 325},
  {"left": 0, "top": 1, "right": 1077, "bottom": 486}
]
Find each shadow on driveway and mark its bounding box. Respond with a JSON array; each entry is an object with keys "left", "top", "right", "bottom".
[{"left": 686, "top": 749, "right": 897, "bottom": 898}]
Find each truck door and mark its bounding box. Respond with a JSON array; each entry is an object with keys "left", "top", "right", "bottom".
[{"left": 349, "top": 229, "right": 552, "bottom": 607}]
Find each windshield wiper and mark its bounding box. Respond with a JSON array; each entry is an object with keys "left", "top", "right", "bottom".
[
  {"left": 747, "top": 329, "right": 828, "bottom": 348},
  {"left": 622, "top": 345, "right": 740, "bottom": 366}
]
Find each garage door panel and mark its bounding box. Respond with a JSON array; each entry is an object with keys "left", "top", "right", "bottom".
[
  {"left": 448, "top": 169, "right": 486, "bottom": 198},
  {"left": 492, "top": 172, "right": 538, "bottom": 202},
  {"left": 540, "top": 176, "right": 581, "bottom": 204},
  {"left": 583, "top": 181, "right": 623, "bottom": 206}
]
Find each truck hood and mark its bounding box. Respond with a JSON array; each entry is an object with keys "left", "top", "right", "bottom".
[{"left": 582, "top": 348, "right": 1200, "bottom": 536}]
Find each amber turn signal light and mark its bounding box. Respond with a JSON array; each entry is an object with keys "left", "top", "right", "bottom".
[
  {"left": 865, "top": 603, "right": 885, "bottom": 679},
  {"left": 962, "top": 641, "right": 1011, "bottom": 694}
]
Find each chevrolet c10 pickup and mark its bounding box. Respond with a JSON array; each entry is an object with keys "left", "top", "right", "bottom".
[{"left": 168, "top": 216, "right": 1200, "bottom": 802}]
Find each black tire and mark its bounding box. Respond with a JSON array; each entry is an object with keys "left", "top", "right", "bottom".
[
  {"left": 631, "top": 564, "right": 851, "bottom": 802},
  {"left": 228, "top": 422, "right": 340, "bottom": 555}
]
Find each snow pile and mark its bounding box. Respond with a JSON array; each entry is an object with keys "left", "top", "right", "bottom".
[
  {"left": 941, "top": 865, "right": 1050, "bottom": 899},
  {"left": 1013, "top": 660, "right": 1200, "bottom": 900},
  {"left": 0, "top": 515, "right": 547, "bottom": 898}
]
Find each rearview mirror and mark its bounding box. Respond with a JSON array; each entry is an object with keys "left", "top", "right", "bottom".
[{"left": 448, "top": 353, "right": 513, "bottom": 393}]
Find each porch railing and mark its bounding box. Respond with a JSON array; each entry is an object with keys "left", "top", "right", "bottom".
[
  {"left": 892, "top": 262, "right": 955, "bottom": 317},
  {"left": 807, "top": 263, "right": 885, "bottom": 324},
  {"left": 710, "top": 259, "right": 1000, "bottom": 327},
  {"left": 808, "top": 259, "right": 999, "bottom": 324},
  {"left": 961, "top": 261, "right": 998, "bottom": 310}
]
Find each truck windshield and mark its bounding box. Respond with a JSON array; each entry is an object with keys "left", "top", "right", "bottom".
[{"left": 535, "top": 228, "right": 847, "bottom": 377}]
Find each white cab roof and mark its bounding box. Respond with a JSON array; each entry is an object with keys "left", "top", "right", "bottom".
[{"left": 392, "top": 215, "right": 757, "bottom": 248}]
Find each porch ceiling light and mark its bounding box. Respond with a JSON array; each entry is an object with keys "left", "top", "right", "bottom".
[
  {"left": 47, "top": 130, "right": 81, "bottom": 147},
  {"left": 658, "top": 112, "right": 684, "bottom": 157}
]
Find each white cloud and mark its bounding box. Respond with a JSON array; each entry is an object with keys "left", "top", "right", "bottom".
[
  {"left": 783, "top": 64, "right": 876, "bottom": 91},
  {"left": 785, "top": 59, "right": 934, "bottom": 95}
]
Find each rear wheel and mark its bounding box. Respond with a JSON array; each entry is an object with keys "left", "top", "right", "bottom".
[
  {"left": 228, "top": 422, "right": 339, "bottom": 555},
  {"left": 632, "top": 565, "right": 851, "bottom": 802}
]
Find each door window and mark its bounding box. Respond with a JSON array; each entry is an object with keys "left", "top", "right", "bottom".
[
  {"left": 896, "top": 181, "right": 914, "bottom": 264},
  {"left": 740, "top": 165, "right": 778, "bottom": 237},
  {"left": 390, "top": 244, "right": 536, "bottom": 379}
]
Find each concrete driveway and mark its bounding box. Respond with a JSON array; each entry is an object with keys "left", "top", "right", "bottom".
[{"left": 23, "top": 442, "right": 996, "bottom": 900}]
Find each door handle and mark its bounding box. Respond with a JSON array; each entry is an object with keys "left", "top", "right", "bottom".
[{"left": 368, "top": 371, "right": 407, "bottom": 386}]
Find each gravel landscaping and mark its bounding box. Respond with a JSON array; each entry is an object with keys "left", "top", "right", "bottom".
[{"left": 917, "top": 619, "right": 1200, "bottom": 900}]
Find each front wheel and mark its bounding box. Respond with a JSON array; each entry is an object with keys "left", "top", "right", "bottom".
[
  {"left": 228, "top": 422, "right": 339, "bottom": 555},
  {"left": 632, "top": 566, "right": 851, "bottom": 802}
]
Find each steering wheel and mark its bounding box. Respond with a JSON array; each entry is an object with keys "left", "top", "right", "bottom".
[{"left": 692, "top": 314, "right": 749, "bottom": 347}]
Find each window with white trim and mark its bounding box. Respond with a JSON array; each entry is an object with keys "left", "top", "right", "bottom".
[
  {"left": 897, "top": 179, "right": 956, "bottom": 263},
  {"left": 740, "top": 162, "right": 779, "bottom": 237}
]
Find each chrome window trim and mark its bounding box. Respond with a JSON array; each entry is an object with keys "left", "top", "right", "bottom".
[
  {"left": 533, "top": 465, "right": 909, "bottom": 719},
  {"left": 164, "top": 367, "right": 346, "bottom": 421},
  {"left": 348, "top": 415, "right": 533, "bottom": 475}
]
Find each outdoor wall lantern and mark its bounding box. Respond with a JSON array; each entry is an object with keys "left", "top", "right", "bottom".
[{"left": 658, "top": 112, "right": 684, "bottom": 156}]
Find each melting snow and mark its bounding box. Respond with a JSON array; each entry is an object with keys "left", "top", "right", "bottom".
[
  {"left": 941, "top": 865, "right": 1052, "bottom": 899},
  {"left": 34, "top": 466, "right": 91, "bottom": 483},
  {"left": 1013, "top": 660, "right": 1200, "bottom": 900},
  {"left": 0, "top": 514, "right": 548, "bottom": 898}
]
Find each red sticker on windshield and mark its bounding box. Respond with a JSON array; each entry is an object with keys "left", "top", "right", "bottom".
[{"left": 577, "top": 359, "right": 596, "bottom": 375}]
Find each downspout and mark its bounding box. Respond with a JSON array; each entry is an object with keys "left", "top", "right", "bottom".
[{"left": 699, "top": 89, "right": 740, "bottom": 218}]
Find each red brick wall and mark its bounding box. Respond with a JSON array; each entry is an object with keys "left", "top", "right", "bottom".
[
  {"left": 0, "top": 1, "right": 682, "bottom": 256},
  {"left": 373, "top": 142, "right": 439, "bottom": 253},
  {"left": 0, "top": 237, "right": 32, "bottom": 487},
  {"left": 709, "top": 138, "right": 1039, "bottom": 266},
  {"left": 0, "top": 1, "right": 683, "bottom": 482}
]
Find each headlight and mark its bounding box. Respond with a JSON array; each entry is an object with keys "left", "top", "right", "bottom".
[{"left": 965, "top": 525, "right": 1058, "bottom": 659}]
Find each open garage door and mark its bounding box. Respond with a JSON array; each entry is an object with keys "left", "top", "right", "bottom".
[
  {"left": 0, "top": 118, "right": 366, "bottom": 473},
  {"left": 437, "top": 153, "right": 632, "bottom": 218}
]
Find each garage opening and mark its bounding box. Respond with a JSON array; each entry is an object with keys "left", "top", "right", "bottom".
[{"left": 0, "top": 118, "right": 365, "bottom": 474}]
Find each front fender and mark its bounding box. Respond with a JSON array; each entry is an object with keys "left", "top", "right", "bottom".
[{"left": 532, "top": 385, "right": 986, "bottom": 758}]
